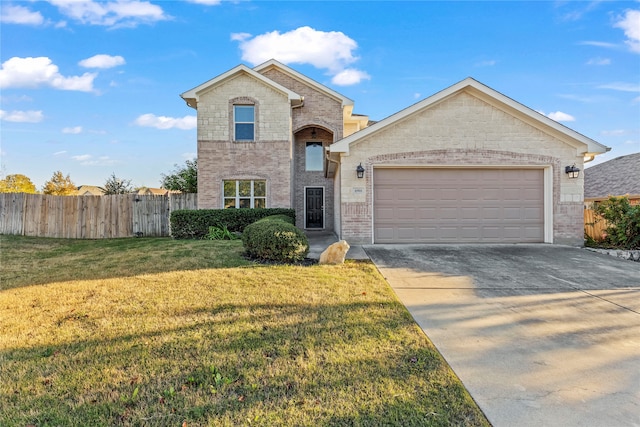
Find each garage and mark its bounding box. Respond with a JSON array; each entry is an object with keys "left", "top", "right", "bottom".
[{"left": 373, "top": 168, "right": 544, "bottom": 243}]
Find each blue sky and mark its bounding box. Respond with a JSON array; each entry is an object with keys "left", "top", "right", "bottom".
[{"left": 1, "top": 0, "right": 639, "bottom": 190}]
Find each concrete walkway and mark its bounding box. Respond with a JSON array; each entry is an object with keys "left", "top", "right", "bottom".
[
  {"left": 305, "top": 231, "right": 369, "bottom": 260},
  {"left": 366, "top": 244, "right": 640, "bottom": 427},
  {"left": 306, "top": 235, "right": 640, "bottom": 425}
]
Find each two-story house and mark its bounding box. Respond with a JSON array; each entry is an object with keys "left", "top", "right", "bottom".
[{"left": 181, "top": 60, "right": 608, "bottom": 246}]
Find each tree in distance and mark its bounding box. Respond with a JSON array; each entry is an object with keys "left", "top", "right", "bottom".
[
  {"left": 42, "top": 171, "right": 77, "bottom": 195},
  {"left": 101, "top": 173, "right": 133, "bottom": 195},
  {"left": 0, "top": 174, "right": 38, "bottom": 194},
  {"left": 161, "top": 159, "right": 197, "bottom": 193}
]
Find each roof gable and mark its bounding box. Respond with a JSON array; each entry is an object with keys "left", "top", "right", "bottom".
[
  {"left": 180, "top": 64, "right": 302, "bottom": 109},
  {"left": 330, "top": 77, "right": 609, "bottom": 158},
  {"left": 253, "top": 59, "right": 354, "bottom": 108}
]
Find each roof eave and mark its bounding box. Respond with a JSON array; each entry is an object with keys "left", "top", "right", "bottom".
[
  {"left": 331, "top": 77, "right": 610, "bottom": 156},
  {"left": 253, "top": 59, "right": 354, "bottom": 107},
  {"left": 180, "top": 64, "right": 302, "bottom": 109}
]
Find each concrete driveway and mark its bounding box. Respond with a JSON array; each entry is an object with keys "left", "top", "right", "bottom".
[{"left": 364, "top": 244, "right": 640, "bottom": 427}]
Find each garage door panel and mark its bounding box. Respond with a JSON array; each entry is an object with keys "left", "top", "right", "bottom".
[
  {"left": 374, "top": 168, "right": 544, "bottom": 243},
  {"left": 524, "top": 210, "right": 543, "bottom": 220},
  {"left": 418, "top": 207, "right": 438, "bottom": 220},
  {"left": 480, "top": 207, "right": 501, "bottom": 220},
  {"left": 396, "top": 208, "right": 417, "bottom": 220}
]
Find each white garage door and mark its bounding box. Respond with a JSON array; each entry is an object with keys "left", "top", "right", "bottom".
[{"left": 374, "top": 168, "right": 544, "bottom": 243}]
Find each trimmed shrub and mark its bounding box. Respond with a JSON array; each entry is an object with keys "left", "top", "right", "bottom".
[
  {"left": 170, "top": 208, "right": 296, "bottom": 239},
  {"left": 243, "top": 218, "right": 309, "bottom": 263}
]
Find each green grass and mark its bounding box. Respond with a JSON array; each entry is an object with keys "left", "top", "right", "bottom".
[{"left": 0, "top": 235, "right": 489, "bottom": 426}]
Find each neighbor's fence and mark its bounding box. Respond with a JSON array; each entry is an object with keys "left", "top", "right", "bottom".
[
  {"left": 584, "top": 208, "right": 608, "bottom": 241},
  {"left": 0, "top": 193, "right": 197, "bottom": 239}
]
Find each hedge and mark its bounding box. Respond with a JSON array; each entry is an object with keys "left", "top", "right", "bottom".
[{"left": 170, "top": 208, "right": 296, "bottom": 239}]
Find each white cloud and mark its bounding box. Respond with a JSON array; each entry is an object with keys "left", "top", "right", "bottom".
[
  {"left": 230, "top": 32, "right": 251, "bottom": 42},
  {"left": 586, "top": 57, "right": 611, "bottom": 65},
  {"left": 0, "top": 5, "right": 44, "bottom": 25},
  {"left": 54, "top": 150, "right": 67, "bottom": 156},
  {"left": 474, "top": 60, "right": 497, "bottom": 67},
  {"left": 186, "top": 0, "right": 221, "bottom": 5},
  {"left": 46, "top": 0, "right": 169, "bottom": 27},
  {"left": 331, "top": 68, "right": 370, "bottom": 86},
  {"left": 614, "top": 9, "right": 640, "bottom": 53},
  {"left": 181, "top": 152, "right": 197, "bottom": 160},
  {"left": 598, "top": 82, "right": 640, "bottom": 92},
  {"left": 539, "top": 110, "right": 575, "bottom": 122},
  {"left": 578, "top": 41, "right": 618, "bottom": 49},
  {"left": 233, "top": 26, "right": 370, "bottom": 85},
  {"left": 413, "top": 93, "right": 421, "bottom": 99},
  {"left": 134, "top": 113, "right": 197, "bottom": 130},
  {"left": 79, "top": 54, "right": 125, "bottom": 69},
  {"left": 62, "top": 126, "right": 83, "bottom": 134},
  {"left": 601, "top": 129, "right": 626, "bottom": 136},
  {"left": 71, "top": 154, "right": 116, "bottom": 165},
  {"left": 0, "top": 57, "right": 96, "bottom": 92},
  {"left": 0, "top": 110, "right": 44, "bottom": 123}
]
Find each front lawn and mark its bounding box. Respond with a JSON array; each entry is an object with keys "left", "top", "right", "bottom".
[{"left": 0, "top": 235, "right": 488, "bottom": 426}]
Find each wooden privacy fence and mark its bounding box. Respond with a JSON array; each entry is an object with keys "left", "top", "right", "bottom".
[
  {"left": 0, "top": 193, "right": 197, "bottom": 239},
  {"left": 584, "top": 208, "right": 608, "bottom": 241}
]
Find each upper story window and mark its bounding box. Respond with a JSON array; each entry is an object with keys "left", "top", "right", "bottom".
[
  {"left": 234, "top": 105, "right": 255, "bottom": 141},
  {"left": 306, "top": 142, "right": 324, "bottom": 171}
]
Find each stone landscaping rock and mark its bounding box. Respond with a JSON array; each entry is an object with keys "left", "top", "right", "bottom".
[{"left": 585, "top": 247, "right": 640, "bottom": 262}]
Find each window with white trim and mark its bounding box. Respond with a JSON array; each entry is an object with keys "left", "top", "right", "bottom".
[
  {"left": 234, "top": 105, "right": 255, "bottom": 141},
  {"left": 223, "top": 180, "right": 266, "bottom": 208}
]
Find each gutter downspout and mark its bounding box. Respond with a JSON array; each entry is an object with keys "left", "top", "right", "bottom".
[{"left": 324, "top": 149, "right": 340, "bottom": 179}]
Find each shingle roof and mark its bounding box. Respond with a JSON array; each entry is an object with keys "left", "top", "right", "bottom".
[{"left": 584, "top": 152, "right": 640, "bottom": 199}]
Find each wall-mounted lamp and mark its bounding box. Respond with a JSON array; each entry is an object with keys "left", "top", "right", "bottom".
[
  {"left": 311, "top": 127, "right": 317, "bottom": 139},
  {"left": 356, "top": 163, "right": 365, "bottom": 179},
  {"left": 565, "top": 165, "right": 580, "bottom": 179}
]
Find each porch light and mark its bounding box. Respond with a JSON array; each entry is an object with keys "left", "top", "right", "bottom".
[
  {"left": 565, "top": 165, "right": 580, "bottom": 179},
  {"left": 356, "top": 163, "right": 365, "bottom": 179},
  {"left": 311, "top": 127, "right": 317, "bottom": 139}
]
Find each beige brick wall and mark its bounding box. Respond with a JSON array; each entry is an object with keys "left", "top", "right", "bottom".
[
  {"left": 196, "top": 73, "right": 293, "bottom": 209},
  {"left": 292, "top": 127, "right": 335, "bottom": 230},
  {"left": 339, "top": 91, "right": 586, "bottom": 245},
  {"left": 197, "top": 73, "right": 291, "bottom": 142},
  {"left": 259, "top": 68, "right": 344, "bottom": 140},
  {"left": 260, "top": 67, "right": 344, "bottom": 231}
]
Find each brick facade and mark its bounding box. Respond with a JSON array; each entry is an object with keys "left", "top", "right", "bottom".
[
  {"left": 258, "top": 67, "right": 344, "bottom": 230},
  {"left": 195, "top": 73, "right": 293, "bottom": 209},
  {"left": 186, "top": 65, "right": 602, "bottom": 245},
  {"left": 339, "top": 91, "right": 586, "bottom": 245}
]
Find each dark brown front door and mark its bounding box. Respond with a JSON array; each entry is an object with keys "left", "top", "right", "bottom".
[{"left": 305, "top": 187, "right": 323, "bottom": 229}]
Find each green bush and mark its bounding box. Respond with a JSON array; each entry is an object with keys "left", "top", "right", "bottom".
[
  {"left": 242, "top": 218, "right": 309, "bottom": 263},
  {"left": 204, "top": 225, "right": 240, "bottom": 240},
  {"left": 592, "top": 196, "right": 640, "bottom": 250},
  {"left": 170, "top": 208, "right": 296, "bottom": 239},
  {"left": 256, "top": 214, "right": 295, "bottom": 225}
]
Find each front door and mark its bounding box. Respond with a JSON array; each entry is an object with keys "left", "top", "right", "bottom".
[{"left": 305, "top": 187, "right": 324, "bottom": 229}]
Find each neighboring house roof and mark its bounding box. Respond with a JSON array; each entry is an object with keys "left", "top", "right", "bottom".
[
  {"left": 137, "top": 187, "right": 176, "bottom": 196},
  {"left": 180, "top": 64, "right": 303, "bottom": 110},
  {"left": 584, "top": 152, "right": 640, "bottom": 200},
  {"left": 253, "top": 59, "right": 354, "bottom": 108},
  {"left": 330, "top": 77, "right": 610, "bottom": 159},
  {"left": 76, "top": 185, "right": 105, "bottom": 196}
]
